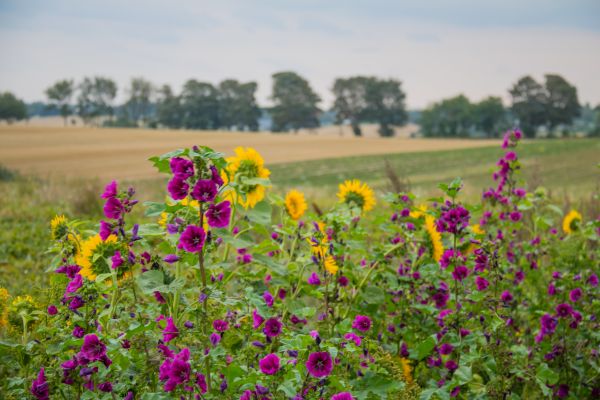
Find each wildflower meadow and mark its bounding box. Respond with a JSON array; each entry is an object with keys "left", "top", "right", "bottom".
[{"left": 1, "top": 130, "right": 598, "bottom": 400}]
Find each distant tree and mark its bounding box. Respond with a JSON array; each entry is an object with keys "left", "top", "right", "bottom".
[
  {"left": 592, "top": 104, "right": 600, "bottom": 137},
  {"left": 180, "top": 80, "right": 220, "bottom": 129},
  {"left": 543, "top": 74, "right": 580, "bottom": 132},
  {"left": 218, "top": 79, "right": 260, "bottom": 131},
  {"left": 124, "top": 77, "right": 154, "bottom": 125},
  {"left": 270, "top": 71, "right": 320, "bottom": 132},
  {"left": 156, "top": 85, "right": 183, "bottom": 129},
  {"left": 0, "top": 92, "right": 27, "bottom": 123},
  {"left": 45, "top": 79, "right": 74, "bottom": 126},
  {"left": 365, "top": 78, "right": 408, "bottom": 137},
  {"left": 508, "top": 76, "right": 546, "bottom": 138},
  {"left": 77, "top": 77, "right": 117, "bottom": 125},
  {"left": 471, "top": 96, "right": 507, "bottom": 137},
  {"left": 332, "top": 77, "right": 369, "bottom": 136},
  {"left": 420, "top": 95, "right": 472, "bottom": 137}
]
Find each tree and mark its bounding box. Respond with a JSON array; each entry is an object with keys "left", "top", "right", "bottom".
[
  {"left": 180, "top": 80, "right": 220, "bottom": 130},
  {"left": 270, "top": 71, "right": 320, "bottom": 132},
  {"left": 0, "top": 92, "right": 27, "bottom": 123},
  {"left": 332, "top": 77, "right": 369, "bottom": 136},
  {"left": 156, "top": 85, "right": 183, "bottom": 129},
  {"left": 471, "top": 96, "right": 507, "bottom": 137},
  {"left": 218, "top": 80, "right": 260, "bottom": 131},
  {"left": 124, "top": 77, "right": 154, "bottom": 125},
  {"left": 544, "top": 74, "right": 580, "bottom": 132},
  {"left": 420, "top": 95, "right": 473, "bottom": 137},
  {"left": 45, "top": 79, "right": 74, "bottom": 126},
  {"left": 77, "top": 77, "right": 117, "bottom": 125},
  {"left": 365, "top": 78, "right": 408, "bottom": 137}
]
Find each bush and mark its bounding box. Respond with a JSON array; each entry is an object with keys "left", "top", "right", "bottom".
[{"left": 0, "top": 133, "right": 598, "bottom": 399}]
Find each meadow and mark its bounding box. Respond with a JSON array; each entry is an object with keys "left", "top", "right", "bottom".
[{"left": 0, "top": 128, "right": 598, "bottom": 399}]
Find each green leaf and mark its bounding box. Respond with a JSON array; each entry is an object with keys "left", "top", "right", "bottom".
[
  {"left": 453, "top": 365, "right": 473, "bottom": 385},
  {"left": 536, "top": 363, "right": 559, "bottom": 385},
  {"left": 362, "top": 286, "right": 385, "bottom": 305},
  {"left": 246, "top": 201, "right": 272, "bottom": 225},
  {"left": 144, "top": 201, "right": 166, "bottom": 217},
  {"left": 410, "top": 336, "right": 436, "bottom": 360}
]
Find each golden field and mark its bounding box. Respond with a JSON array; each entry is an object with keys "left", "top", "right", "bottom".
[{"left": 0, "top": 126, "right": 500, "bottom": 180}]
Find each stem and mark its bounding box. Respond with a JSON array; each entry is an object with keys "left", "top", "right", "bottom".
[
  {"left": 198, "top": 203, "right": 212, "bottom": 392},
  {"left": 21, "top": 316, "right": 28, "bottom": 345},
  {"left": 106, "top": 272, "right": 119, "bottom": 332}
]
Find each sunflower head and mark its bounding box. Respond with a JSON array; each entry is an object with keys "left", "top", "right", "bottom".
[
  {"left": 7, "top": 295, "right": 38, "bottom": 331},
  {"left": 324, "top": 255, "right": 339, "bottom": 275},
  {"left": 285, "top": 190, "right": 308, "bottom": 220},
  {"left": 0, "top": 288, "right": 10, "bottom": 328},
  {"left": 75, "top": 234, "right": 122, "bottom": 281},
  {"left": 337, "top": 180, "right": 376, "bottom": 212},
  {"left": 425, "top": 216, "right": 444, "bottom": 262},
  {"left": 50, "top": 215, "right": 69, "bottom": 240},
  {"left": 562, "top": 210, "right": 582, "bottom": 234},
  {"left": 308, "top": 222, "right": 329, "bottom": 259},
  {"left": 222, "top": 147, "right": 270, "bottom": 209}
]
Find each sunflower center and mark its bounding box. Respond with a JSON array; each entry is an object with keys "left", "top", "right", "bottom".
[
  {"left": 344, "top": 191, "right": 365, "bottom": 209},
  {"left": 236, "top": 160, "right": 260, "bottom": 193}
]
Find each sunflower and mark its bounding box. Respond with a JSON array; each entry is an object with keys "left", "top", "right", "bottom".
[
  {"left": 159, "top": 198, "right": 208, "bottom": 230},
  {"left": 75, "top": 234, "right": 120, "bottom": 281},
  {"left": 324, "top": 255, "right": 339, "bottom": 275},
  {"left": 222, "top": 147, "right": 270, "bottom": 209},
  {"left": 50, "top": 215, "right": 69, "bottom": 240},
  {"left": 562, "top": 210, "right": 582, "bottom": 234},
  {"left": 466, "top": 224, "right": 485, "bottom": 254},
  {"left": 308, "top": 222, "right": 329, "bottom": 259},
  {"left": 7, "top": 295, "right": 37, "bottom": 332},
  {"left": 337, "top": 180, "right": 376, "bottom": 212},
  {"left": 400, "top": 358, "right": 413, "bottom": 385},
  {"left": 285, "top": 190, "right": 308, "bottom": 220},
  {"left": 425, "top": 215, "right": 444, "bottom": 262},
  {"left": 0, "top": 288, "right": 9, "bottom": 328}
]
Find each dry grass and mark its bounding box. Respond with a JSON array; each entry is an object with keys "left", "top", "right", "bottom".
[{"left": 0, "top": 125, "right": 499, "bottom": 180}]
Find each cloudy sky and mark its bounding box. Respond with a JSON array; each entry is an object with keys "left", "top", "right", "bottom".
[{"left": 0, "top": 0, "right": 599, "bottom": 109}]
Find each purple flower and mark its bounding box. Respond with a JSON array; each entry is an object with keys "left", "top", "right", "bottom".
[
  {"left": 452, "top": 265, "right": 470, "bottom": 282},
  {"left": 98, "top": 382, "right": 113, "bottom": 393},
  {"left": 179, "top": 225, "right": 206, "bottom": 253},
  {"left": 191, "top": 179, "right": 217, "bottom": 202},
  {"left": 103, "top": 197, "right": 124, "bottom": 219},
  {"left": 556, "top": 303, "right": 573, "bottom": 318},
  {"left": 436, "top": 205, "right": 470, "bottom": 234},
  {"left": 68, "top": 296, "right": 84, "bottom": 311},
  {"left": 79, "top": 334, "right": 106, "bottom": 361},
  {"left": 569, "top": 288, "right": 582, "bottom": 303},
  {"left": 438, "top": 343, "right": 453, "bottom": 355},
  {"left": 30, "top": 368, "right": 49, "bottom": 400},
  {"left": 344, "top": 332, "right": 362, "bottom": 346},
  {"left": 338, "top": 275, "right": 349, "bottom": 286},
  {"left": 162, "top": 316, "right": 179, "bottom": 342},
  {"left": 163, "top": 254, "right": 179, "bottom": 264},
  {"left": 196, "top": 373, "right": 208, "bottom": 394},
  {"left": 167, "top": 177, "right": 189, "bottom": 200},
  {"left": 72, "top": 325, "right": 85, "bottom": 338},
  {"left": 263, "top": 291, "right": 274, "bottom": 307},
  {"left": 210, "top": 165, "right": 223, "bottom": 186},
  {"left": 445, "top": 360, "right": 458, "bottom": 372},
  {"left": 213, "top": 319, "right": 229, "bottom": 332},
  {"left": 66, "top": 274, "right": 83, "bottom": 294},
  {"left": 56, "top": 264, "right": 80, "bottom": 279},
  {"left": 101, "top": 180, "right": 117, "bottom": 199},
  {"left": 540, "top": 313, "right": 558, "bottom": 334},
  {"left": 111, "top": 250, "right": 123, "bottom": 269},
  {"left": 263, "top": 318, "right": 283, "bottom": 338},
  {"left": 439, "top": 249, "right": 464, "bottom": 269},
  {"left": 500, "top": 290, "right": 513, "bottom": 303},
  {"left": 160, "top": 348, "right": 191, "bottom": 392},
  {"left": 47, "top": 305, "right": 58, "bottom": 315},
  {"left": 210, "top": 332, "right": 221, "bottom": 346},
  {"left": 308, "top": 272, "right": 321, "bottom": 285},
  {"left": 331, "top": 393, "right": 354, "bottom": 400},
  {"left": 352, "top": 315, "right": 372, "bottom": 332},
  {"left": 99, "top": 220, "right": 112, "bottom": 241},
  {"left": 306, "top": 351, "right": 333, "bottom": 378},
  {"left": 475, "top": 276, "right": 489, "bottom": 291},
  {"left": 259, "top": 353, "right": 280, "bottom": 375},
  {"left": 556, "top": 384, "right": 569, "bottom": 399},
  {"left": 154, "top": 291, "right": 166, "bottom": 304},
  {"left": 253, "top": 309, "right": 265, "bottom": 329},
  {"left": 588, "top": 273, "right": 599, "bottom": 287},
  {"left": 170, "top": 157, "right": 194, "bottom": 179},
  {"left": 206, "top": 201, "right": 231, "bottom": 228}
]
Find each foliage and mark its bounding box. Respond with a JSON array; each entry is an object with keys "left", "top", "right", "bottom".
[
  {"left": 270, "top": 71, "right": 321, "bottom": 132},
  {"left": 1, "top": 133, "right": 599, "bottom": 400},
  {"left": 218, "top": 80, "right": 261, "bottom": 131},
  {"left": 45, "top": 80, "right": 75, "bottom": 126},
  {"left": 76, "top": 77, "right": 118, "bottom": 125},
  {"left": 0, "top": 91, "right": 27, "bottom": 123},
  {"left": 123, "top": 77, "right": 155, "bottom": 125}
]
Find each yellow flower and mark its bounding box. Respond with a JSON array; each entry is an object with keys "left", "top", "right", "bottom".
[
  {"left": 400, "top": 357, "right": 413, "bottom": 385},
  {"left": 0, "top": 287, "right": 10, "bottom": 328},
  {"left": 285, "top": 190, "right": 308, "bottom": 220},
  {"left": 75, "top": 234, "right": 118, "bottom": 281},
  {"left": 562, "top": 210, "right": 582, "bottom": 234},
  {"left": 337, "top": 180, "right": 376, "bottom": 212},
  {"left": 222, "top": 147, "right": 270, "bottom": 209},
  {"left": 410, "top": 204, "right": 427, "bottom": 219},
  {"left": 425, "top": 215, "right": 444, "bottom": 262},
  {"left": 50, "top": 215, "right": 69, "bottom": 240},
  {"left": 308, "top": 222, "right": 328, "bottom": 259},
  {"left": 7, "top": 295, "right": 37, "bottom": 331},
  {"left": 466, "top": 224, "right": 485, "bottom": 254},
  {"left": 159, "top": 198, "right": 207, "bottom": 230},
  {"left": 324, "top": 255, "right": 339, "bottom": 275}
]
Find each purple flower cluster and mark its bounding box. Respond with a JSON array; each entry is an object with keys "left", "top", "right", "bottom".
[
  {"left": 436, "top": 203, "right": 470, "bottom": 235},
  {"left": 159, "top": 347, "right": 191, "bottom": 391}
]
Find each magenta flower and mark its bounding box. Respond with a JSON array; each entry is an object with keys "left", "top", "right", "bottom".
[
  {"left": 79, "top": 334, "right": 107, "bottom": 361},
  {"left": 344, "top": 332, "right": 362, "bottom": 346},
  {"left": 101, "top": 180, "right": 117, "bottom": 199},
  {"left": 99, "top": 220, "right": 112, "bottom": 241},
  {"left": 72, "top": 325, "right": 85, "bottom": 338},
  {"left": 210, "top": 165, "right": 224, "bottom": 186},
  {"left": 167, "top": 177, "right": 189, "bottom": 200},
  {"left": 213, "top": 319, "right": 229, "bottom": 332},
  {"left": 308, "top": 272, "right": 321, "bottom": 285},
  {"left": 331, "top": 392, "right": 354, "bottom": 400},
  {"left": 66, "top": 274, "right": 83, "bottom": 294},
  {"left": 191, "top": 179, "right": 217, "bottom": 202},
  {"left": 163, "top": 317, "right": 179, "bottom": 342},
  {"left": 179, "top": 225, "right": 206, "bottom": 253},
  {"left": 196, "top": 373, "right": 208, "bottom": 394},
  {"left": 47, "top": 305, "right": 58, "bottom": 315},
  {"left": 210, "top": 332, "right": 221, "bottom": 346},
  {"left": 30, "top": 368, "right": 49, "bottom": 400},
  {"left": 306, "top": 351, "right": 333, "bottom": 378},
  {"left": 569, "top": 288, "right": 582, "bottom": 302},
  {"left": 103, "top": 197, "right": 124, "bottom": 219},
  {"left": 588, "top": 273, "right": 598, "bottom": 287},
  {"left": 263, "top": 291, "right": 274, "bottom": 307},
  {"left": 439, "top": 249, "right": 464, "bottom": 269},
  {"left": 55, "top": 264, "right": 80, "bottom": 279},
  {"left": 160, "top": 348, "right": 191, "bottom": 392},
  {"left": 556, "top": 303, "right": 573, "bottom": 318},
  {"left": 438, "top": 343, "right": 453, "bottom": 355},
  {"left": 352, "top": 315, "right": 372, "bottom": 332},
  {"left": 206, "top": 201, "right": 231, "bottom": 228},
  {"left": 111, "top": 250, "right": 123, "bottom": 269},
  {"left": 475, "top": 276, "right": 489, "bottom": 291},
  {"left": 436, "top": 205, "right": 470, "bottom": 234},
  {"left": 98, "top": 382, "right": 113, "bottom": 392},
  {"left": 253, "top": 309, "right": 265, "bottom": 329},
  {"left": 263, "top": 318, "right": 283, "bottom": 338},
  {"left": 451, "top": 265, "right": 470, "bottom": 282},
  {"left": 170, "top": 157, "right": 194, "bottom": 179},
  {"left": 259, "top": 353, "right": 281, "bottom": 375},
  {"left": 445, "top": 359, "right": 458, "bottom": 371},
  {"left": 501, "top": 290, "right": 513, "bottom": 303}
]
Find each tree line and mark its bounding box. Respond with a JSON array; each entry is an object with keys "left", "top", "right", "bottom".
[{"left": 1, "top": 71, "right": 598, "bottom": 137}]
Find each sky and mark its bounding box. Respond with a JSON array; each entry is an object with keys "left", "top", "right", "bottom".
[{"left": 0, "top": 0, "right": 599, "bottom": 109}]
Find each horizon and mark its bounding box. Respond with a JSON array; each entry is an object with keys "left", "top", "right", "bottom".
[{"left": 1, "top": 0, "right": 599, "bottom": 109}]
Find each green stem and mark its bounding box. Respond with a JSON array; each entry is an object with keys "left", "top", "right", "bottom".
[{"left": 198, "top": 203, "right": 212, "bottom": 392}]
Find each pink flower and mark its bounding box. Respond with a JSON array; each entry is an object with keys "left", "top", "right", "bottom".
[
  {"left": 179, "top": 225, "right": 206, "bottom": 253},
  {"left": 352, "top": 315, "right": 372, "bottom": 332},
  {"left": 259, "top": 353, "right": 280, "bottom": 375},
  {"left": 306, "top": 351, "right": 333, "bottom": 378}
]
